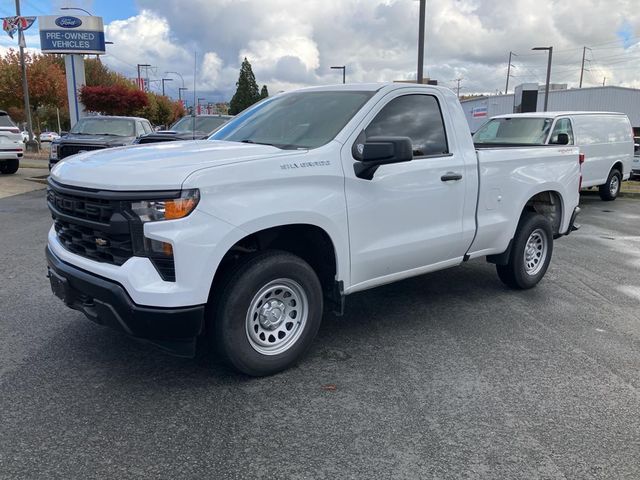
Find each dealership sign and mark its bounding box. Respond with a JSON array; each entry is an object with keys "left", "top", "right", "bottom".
[
  {"left": 472, "top": 106, "right": 488, "bottom": 118},
  {"left": 38, "top": 15, "right": 105, "bottom": 54}
]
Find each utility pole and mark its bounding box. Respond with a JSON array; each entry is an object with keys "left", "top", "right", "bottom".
[
  {"left": 455, "top": 78, "right": 462, "bottom": 97},
  {"left": 417, "top": 0, "right": 426, "bottom": 83},
  {"left": 505, "top": 51, "right": 517, "bottom": 94},
  {"left": 579, "top": 46, "right": 591, "bottom": 88},
  {"left": 15, "top": 0, "right": 36, "bottom": 150}
]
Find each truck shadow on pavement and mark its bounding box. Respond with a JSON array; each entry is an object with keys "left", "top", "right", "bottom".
[{"left": 30, "top": 258, "right": 538, "bottom": 385}]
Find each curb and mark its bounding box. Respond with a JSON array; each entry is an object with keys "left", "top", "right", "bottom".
[
  {"left": 620, "top": 191, "right": 640, "bottom": 199},
  {"left": 25, "top": 175, "right": 48, "bottom": 185}
]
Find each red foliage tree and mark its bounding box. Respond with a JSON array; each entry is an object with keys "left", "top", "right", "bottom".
[{"left": 80, "top": 84, "right": 148, "bottom": 116}]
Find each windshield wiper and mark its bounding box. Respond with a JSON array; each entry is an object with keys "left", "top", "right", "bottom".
[
  {"left": 239, "top": 139, "right": 307, "bottom": 150},
  {"left": 240, "top": 139, "right": 274, "bottom": 146}
]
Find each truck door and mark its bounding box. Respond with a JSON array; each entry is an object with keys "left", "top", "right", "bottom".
[{"left": 342, "top": 91, "right": 469, "bottom": 290}]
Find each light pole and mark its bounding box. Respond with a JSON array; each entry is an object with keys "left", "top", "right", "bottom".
[
  {"left": 137, "top": 63, "right": 150, "bottom": 91},
  {"left": 161, "top": 78, "right": 173, "bottom": 96},
  {"left": 330, "top": 66, "right": 346, "bottom": 84},
  {"left": 505, "top": 51, "right": 517, "bottom": 95},
  {"left": 532, "top": 46, "right": 553, "bottom": 112},
  {"left": 417, "top": 0, "right": 426, "bottom": 83},
  {"left": 60, "top": 6, "right": 92, "bottom": 15},
  {"left": 166, "top": 71, "right": 185, "bottom": 89},
  {"left": 178, "top": 87, "right": 188, "bottom": 102},
  {"left": 15, "top": 0, "right": 36, "bottom": 150}
]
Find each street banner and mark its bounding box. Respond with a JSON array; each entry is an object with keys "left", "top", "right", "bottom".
[{"left": 2, "top": 16, "right": 36, "bottom": 42}]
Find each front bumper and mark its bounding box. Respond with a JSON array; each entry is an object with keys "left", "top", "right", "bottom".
[{"left": 46, "top": 246, "right": 205, "bottom": 356}]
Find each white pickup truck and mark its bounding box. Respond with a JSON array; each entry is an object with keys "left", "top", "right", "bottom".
[{"left": 46, "top": 83, "right": 581, "bottom": 376}]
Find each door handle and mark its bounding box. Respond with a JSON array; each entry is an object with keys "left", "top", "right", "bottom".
[{"left": 441, "top": 172, "right": 463, "bottom": 182}]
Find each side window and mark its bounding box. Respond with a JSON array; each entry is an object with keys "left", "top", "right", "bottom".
[
  {"left": 364, "top": 94, "right": 449, "bottom": 157},
  {"left": 549, "top": 118, "right": 574, "bottom": 144},
  {"left": 135, "top": 121, "right": 146, "bottom": 136},
  {"left": 143, "top": 121, "right": 152, "bottom": 134}
]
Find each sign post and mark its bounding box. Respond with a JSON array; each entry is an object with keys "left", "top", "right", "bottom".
[{"left": 38, "top": 15, "right": 105, "bottom": 127}]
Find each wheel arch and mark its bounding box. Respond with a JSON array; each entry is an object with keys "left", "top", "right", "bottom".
[
  {"left": 488, "top": 189, "right": 564, "bottom": 265},
  {"left": 520, "top": 189, "right": 564, "bottom": 236},
  {"left": 611, "top": 160, "right": 624, "bottom": 175},
  {"left": 208, "top": 221, "right": 344, "bottom": 314}
]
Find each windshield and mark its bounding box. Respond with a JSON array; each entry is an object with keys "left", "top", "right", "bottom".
[
  {"left": 0, "top": 113, "right": 16, "bottom": 128},
  {"left": 473, "top": 117, "right": 553, "bottom": 145},
  {"left": 171, "top": 116, "right": 229, "bottom": 134},
  {"left": 210, "top": 90, "right": 375, "bottom": 149},
  {"left": 70, "top": 118, "right": 135, "bottom": 136}
]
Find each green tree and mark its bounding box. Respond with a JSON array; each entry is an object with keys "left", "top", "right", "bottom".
[
  {"left": 260, "top": 85, "right": 269, "bottom": 99},
  {"left": 229, "top": 58, "right": 260, "bottom": 115}
]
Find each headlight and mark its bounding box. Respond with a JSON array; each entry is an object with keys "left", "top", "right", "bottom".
[
  {"left": 50, "top": 144, "right": 58, "bottom": 160},
  {"left": 130, "top": 189, "right": 200, "bottom": 222}
]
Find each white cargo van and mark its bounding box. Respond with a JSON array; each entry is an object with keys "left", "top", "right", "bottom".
[{"left": 474, "top": 112, "right": 634, "bottom": 200}]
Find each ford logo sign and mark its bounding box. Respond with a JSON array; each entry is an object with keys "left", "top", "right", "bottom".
[{"left": 55, "top": 16, "right": 82, "bottom": 28}]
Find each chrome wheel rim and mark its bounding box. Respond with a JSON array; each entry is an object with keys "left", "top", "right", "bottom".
[
  {"left": 523, "top": 229, "right": 548, "bottom": 276},
  {"left": 610, "top": 176, "right": 620, "bottom": 196},
  {"left": 245, "top": 278, "right": 308, "bottom": 355}
]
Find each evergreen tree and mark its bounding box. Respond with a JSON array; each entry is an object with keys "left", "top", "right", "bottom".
[
  {"left": 260, "top": 85, "right": 269, "bottom": 99},
  {"left": 229, "top": 58, "right": 261, "bottom": 115}
]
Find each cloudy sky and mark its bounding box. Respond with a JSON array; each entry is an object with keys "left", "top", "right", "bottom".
[{"left": 1, "top": 0, "right": 639, "bottom": 104}]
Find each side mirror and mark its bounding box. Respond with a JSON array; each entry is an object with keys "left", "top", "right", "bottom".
[
  {"left": 634, "top": 143, "right": 639, "bottom": 153},
  {"left": 553, "top": 133, "right": 570, "bottom": 145},
  {"left": 355, "top": 136, "right": 413, "bottom": 180}
]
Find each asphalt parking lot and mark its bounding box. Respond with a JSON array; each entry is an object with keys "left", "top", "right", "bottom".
[{"left": 0, "top": 187, "right": 639, "bottom": 479}]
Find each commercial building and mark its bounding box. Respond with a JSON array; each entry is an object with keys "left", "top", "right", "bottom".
[{"left": 461, "top": 84, "right": 640, "bottom": 133}]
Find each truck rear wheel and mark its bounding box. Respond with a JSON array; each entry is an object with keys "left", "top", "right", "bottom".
[
  {"left": 0, "top": 159, "right": 19, "bottom": 174},
  {"left": 599, "top": 168, "right": 621, "bottom": 201},
  {"left": 212, "top": 250, "right": 323, "bottom": 376},
  {"left": 496, "top": 212, "right": 553, "bottom": 290}
]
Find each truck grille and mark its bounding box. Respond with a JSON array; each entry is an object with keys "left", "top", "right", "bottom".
[
  {"left": 47, "top": 184, "right": 133, "bottom": 266},
  {"left": 46, "top": 180, "right": 177, "bottom": 282},
  {"left": 59, "top": 144, "right": 105, "bottom": 160}
]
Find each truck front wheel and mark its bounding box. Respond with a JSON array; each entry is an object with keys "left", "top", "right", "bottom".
[
  {"left": 496, "top": 212, "right": 553, "bottom": 290},
  {"left": 212, "top": 250, "right": 323, "bottom": 376},
  {"left": 599, "top": 168, "right": 621, "bottom": 201},
  {"left": 0, "top": 159, "right": 19, "bottom": 174}
]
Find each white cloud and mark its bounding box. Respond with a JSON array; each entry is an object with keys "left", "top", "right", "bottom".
[{"left": 5, "top": 0, "right": 640, "bottom": 101}]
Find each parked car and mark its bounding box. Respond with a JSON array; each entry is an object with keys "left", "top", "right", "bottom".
[
  {"left": 474, "top": 112, "right": 634, "bottom": 200},
  {"left": 46, "top": 83, "right": 581, "bottom": 376},
  {"left": 49, "top": 116, "right": 153, "bottom": 169},
  {"left": 0, "top": 110, "right": 24, "bottom": 174},
  {"left": 134, "top": 114, "right": 233, "bottom": 144},
  {"left": 39, "top": 131, "right": 60, "bottom": 142}
]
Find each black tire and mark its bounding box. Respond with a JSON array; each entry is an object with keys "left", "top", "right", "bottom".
[
  {"left": 0, "top": 159, "right": 19, "bottom": 174},
  {"left": 496, "top": 212, "right": 553, "bottom": 290},
  {"left": 212, "top": 250, "right": 323, "bottom": 376},
  {"left": 599, "top": 168, "right": 622, "bottom": 201}
]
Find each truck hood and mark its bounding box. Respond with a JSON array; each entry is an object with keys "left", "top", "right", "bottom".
[{"left": 50, "top": 140, "right": 302, "bottom": 190}]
